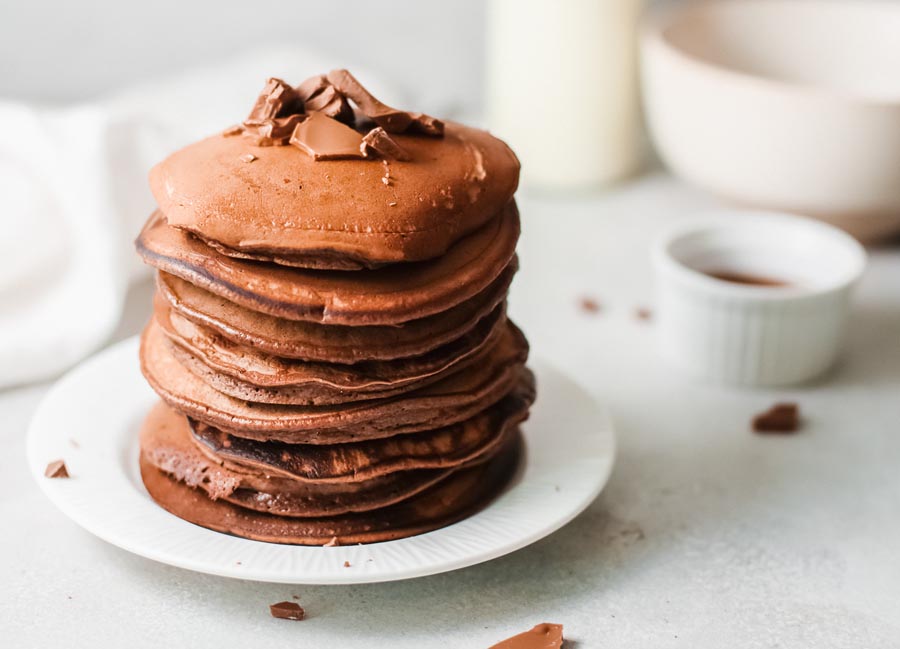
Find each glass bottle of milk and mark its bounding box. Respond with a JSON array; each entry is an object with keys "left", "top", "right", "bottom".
[{"left": 487, "top": 0, "right": 644, "bottom": 190}]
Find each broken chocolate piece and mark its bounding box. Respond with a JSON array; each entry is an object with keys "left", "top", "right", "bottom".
[
  {"left": 295, "top": 74, "right": 330, "bottom": 102},
  {"left": 45, "top": 459, "right": 69, "bottom": 478},
  {"left": 580, "top": 297, "right": 601, "bottom": 314},
  {"left": 289, "top": 112, "right": 366, "bottom": 160},
  {"left": 752, "top": 402, "right": 801, "bottom": 434},
  {"left": 245, "top": 78, "right": 302, "bottom": 125},
  {"left": 239, "top": 153, "right": 257, "bottom": 163},
  {"left": 635, "top": 307, "right": 653, "bottom": 321},
  {"left": 489, "top": 623, "right": 564, "bottom": 649},
  {"left": 407, "top": 111, "right": 445, "bottom": 136},
  {"left": 326, "top": 69, "right": 443, "bottom": 136},
  {"left": 222, "top": 125, "right": 243, "bottom": 137},
  {"left": 362, "top": 127, "right": 411, "bottom": 161},
  {"left": 303, "top": 85, "right": 354, "bottom": 124},
  {"left": 269, "top": 601, "right": 305, "bottom": 621}
]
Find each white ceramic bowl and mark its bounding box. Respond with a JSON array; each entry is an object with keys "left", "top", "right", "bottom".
[
  {"left": 653, "top": 210, "right": 866, "bottom": 387},
  {"left": 641, "top": 0, "right": 900, "bottom": 242}
]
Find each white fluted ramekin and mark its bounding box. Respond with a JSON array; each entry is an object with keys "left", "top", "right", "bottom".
[{"left": 652, "top": 211, "right": 867, "bottom": 386}]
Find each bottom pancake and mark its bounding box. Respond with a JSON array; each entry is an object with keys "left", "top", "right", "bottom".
[{"left": 141, "top": 431, "right": 522, "bottom": 546}]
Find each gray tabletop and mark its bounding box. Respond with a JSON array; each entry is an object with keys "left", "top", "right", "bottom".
[{"left": 3, "top": 174, "right": 899, "bottom": 648}]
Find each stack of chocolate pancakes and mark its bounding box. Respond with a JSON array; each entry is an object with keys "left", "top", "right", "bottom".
[{"left": 135, "top": 71, "right": 533, "bottom": 545}]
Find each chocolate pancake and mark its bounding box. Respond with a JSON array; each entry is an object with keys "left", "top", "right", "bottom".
[
  {"left": 136, "top": 203, "right": 519, "bottom": 325},
  {"left": 190, "top": 372, "right": 535, "bottom": 483},
  {"left": 157, "top": 302, "right": 506, "bottom": 406},
  {"left": 140, "top": 402, "right": 478, "bottom": 517},
  {"left": 149, "top": 122, "right": 520, "bottom": 269},
  {"left": 140, "top": 318, "right": 529, "bottom": 443},
  {"left": 156, "top": 259, "right": 516, "bottom": 362},
  {"left": 140, "top": 429, "right": 523, "bottom": 545}
]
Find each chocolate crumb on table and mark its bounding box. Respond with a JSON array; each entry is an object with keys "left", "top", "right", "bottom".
[
  {"left": 44, "top": 459, "right": 69, "bottom": 478},
  {"left": 579, "top": 297, "right": 601, "bottom": 314},
  {"left": 752, "top": 402, "right": 801, "bottom": 433},
  {"left": 634, "top": 307, "right": 653, "bottom": 321},
  {"left": 269, "top": 601, "right": 305, "bottom": 621},
  {"left": 343, "top": 561, "right": 351, "bottom": 568},
  {"left": 489, "top": 623, "right": 564, "bottom": 649}
]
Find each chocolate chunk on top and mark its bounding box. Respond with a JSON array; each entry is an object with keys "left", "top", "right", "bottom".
[
  {"left": 326, "top": 69, "right": 444, "bottom": 136},
  {"left": 45, "top": 459, "right": 69, "bottom": 478},
  {"left": 289, "top": 112, "right": 366, "bottom": 160},
  {"left": 269, "top": 601, "right": 305, "bottom": 621},
  {"left": 245, "top": 78, "right": 303, "bottom": 125},
  {"left": 753, "top": 402, "right": 801, "bottom": 433},
  {"left": 362, "top": 127, "right": 411, "bottom": 161}
]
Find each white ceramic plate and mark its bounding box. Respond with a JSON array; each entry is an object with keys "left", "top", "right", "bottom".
[{"left": 26, "top": 336, "right": 615, "bottom": 584}]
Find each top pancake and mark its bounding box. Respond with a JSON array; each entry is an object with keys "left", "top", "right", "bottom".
[
  {"left": 149, "top": 122, "right": 520, "bottom": 269},
  {"left": 136, "top": 203, "right": 519, "bottom": 325}
]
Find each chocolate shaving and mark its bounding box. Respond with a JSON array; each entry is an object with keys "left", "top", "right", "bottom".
[
  {"left": 362, "top": 127, "right": 411, "bottom": 161},
  {"left": 44, "top": 459, "right": 69, "bottom": 478},
  {"left": 296, "top": 74, "right": 330, "bottom": 102},
  {"left": 326, "top": 69, "right": 443, "bottom": 136},
  {"left": 237, "top": 70, "right": 442, "bottom": 156},
  {"left": 303, "top": 84, "right": 354, "bottom": 124},
  {"left": 752, "top": 402, "right": 801, "bottom": 434},
  {"left": 289, "top": 112, "right": 366, "bottom": 160},
  {"left": 489, "top": 623, "right": 564, "bottom": 649},
  {"left": 269, "top": 601, "right": 305, "bottom": 621},
  {"left": 245, "top": 78, "right": 302, "bottom": 125}
]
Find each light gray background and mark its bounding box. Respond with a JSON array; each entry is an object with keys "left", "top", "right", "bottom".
[{"left": 0, "top": 0, "right": 484, "bottom": 112}]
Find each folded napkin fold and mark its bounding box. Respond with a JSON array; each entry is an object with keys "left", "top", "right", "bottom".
[{"left": 0, "top": 46, "right": 391, "bottom": 388}]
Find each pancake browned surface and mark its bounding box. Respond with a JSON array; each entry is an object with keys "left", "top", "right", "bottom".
[
  {"left": 141, "top": 402, "right": 491, "bottom": 517},
  {"left": 190, "top": 372, "right": 535, "bottom": 483},
  {"left": 134, "top": 70, "right": 533, "bottom": 546},
  {"left": 150, "top": 122, "right": 519, "bottom": 269},
  {"left": 155, "top": 261, "right": 516, "bottom": 363},
  {"left": 137, "top": 203, "right": 519, "bottom": 325},
  {"left": 140, "top": 318, "right": 529, "bottom": 442},
  {"left": 140, "top": 403, "right": 523, "bottom": 545},
  {"left": 156, "top": 299, "right": 508, "bottom": 406}
]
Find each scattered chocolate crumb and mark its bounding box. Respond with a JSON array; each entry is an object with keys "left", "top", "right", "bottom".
[
  {"left": 753, "top": 402, "right": 801, "bottom": 434},
  {"left": 323, "top": 536, "right": 339, "bottom": 547},
  {"left": 269, "top": 601, "right": 305, "bottom": 621},
  {"left": 580, "top": 297, "right": 601, "bottom": 314},
  {"left": 635, "top": 307, "right": 653, "bottom": 321},
  {"left": 381, "top": 176, "right": 390, "bottom": 186},
  {"left": 239, "top": 153, "right": 257, "bottom": 163},
  {"left": 489, "top": 623, "right": 564, "bottom": 649},
  {"left": 388, "top": 201, "right": 397, "bottom": 207},
  {"left": 222, "top": 125, "right": 243, "bottom": 137},
  {"left": 235, "top": 561, "right": 242, "bottom": 565},
  {"left": 343, "top": 561, "right": 351, "bottom": 568},
  {"left": 69, "top": 438, "right": 79, "bottom": 448},
  {"left": 44, "top": 460, "right": 69, "bottom": 479},
  {"left": 292, "top": 595, "right": 300, "bottom": 601}
]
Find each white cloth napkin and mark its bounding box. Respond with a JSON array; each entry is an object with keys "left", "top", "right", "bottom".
[{"left": 0, "top": 46, "right": 392, "bottom": 388}]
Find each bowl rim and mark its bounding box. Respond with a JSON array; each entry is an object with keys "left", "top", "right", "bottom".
[
  {"left": 641, "top": 0, "right": 900, "bottom": 109},
  {"left": 652, "top": 210, "right": 868, "bottom": 302}
]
